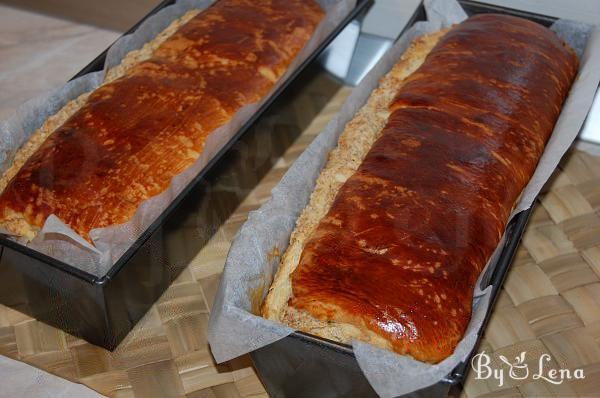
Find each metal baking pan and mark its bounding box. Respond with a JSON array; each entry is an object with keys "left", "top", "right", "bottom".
[
  {"left": 0, "top": 0, "right": 374, "bottom": 350},
  {"left": 248, "top": 1, "right": 558, "bottom": 397}
]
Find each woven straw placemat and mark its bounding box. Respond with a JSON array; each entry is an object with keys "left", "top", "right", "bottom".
[
  {"left": 461, "top": 148, "right": 600, "bottom": 398},
  {"left": 0, "top": 74, "right": 599, "bottom": 398}
]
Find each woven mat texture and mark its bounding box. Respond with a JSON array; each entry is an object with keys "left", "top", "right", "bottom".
[{"left": 1, "top": 75, "right": 599, "bottom": 398}]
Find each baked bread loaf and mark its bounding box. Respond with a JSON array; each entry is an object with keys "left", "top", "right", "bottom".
[
  {"left": 0, "top": 0, "right": 323, "bottom": 242},
  {"left": 262, "top": 14, "right": 578, "bottom": 363}
]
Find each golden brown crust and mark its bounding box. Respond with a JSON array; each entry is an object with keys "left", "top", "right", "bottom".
[
  {"left": 263, "top": 15, "right": 579, "bottom": 364},
  {"left": 0, "top": 10, "right": 201, "bottom": 200},
  {"left": 262, "top": 29, "right": 447, "bottom": 347},
  {"left": 0, "top": 10, "right": 202, "bottom": 239},
  {"left": 0, "top": 0, "right": 324, "bottom": 242}
]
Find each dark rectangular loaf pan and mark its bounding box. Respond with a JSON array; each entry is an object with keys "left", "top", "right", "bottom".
[
  {"left": 249, "top": 1, "right": 557, "bottom": 397},
  {"left": 0, "top": 0, "right": 374, "bottom": 350}
]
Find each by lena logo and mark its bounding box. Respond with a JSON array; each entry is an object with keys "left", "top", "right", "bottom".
[{"left": 471, "top": 351, "right": 585, "bottom": 387}]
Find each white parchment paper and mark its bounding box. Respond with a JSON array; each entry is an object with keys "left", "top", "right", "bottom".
[
  {"left": 0, "top": 355, "right": 103, "bottom": 398},
  {"left": 207, "top": 0, "right": 600, "bottom": 396},
  {"left": 0, "top": 0, "right": 356, "bottom": 277}
]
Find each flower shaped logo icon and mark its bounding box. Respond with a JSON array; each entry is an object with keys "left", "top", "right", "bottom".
[{"left": 498, "top": 351, "right": 529, "bottom": 380}]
